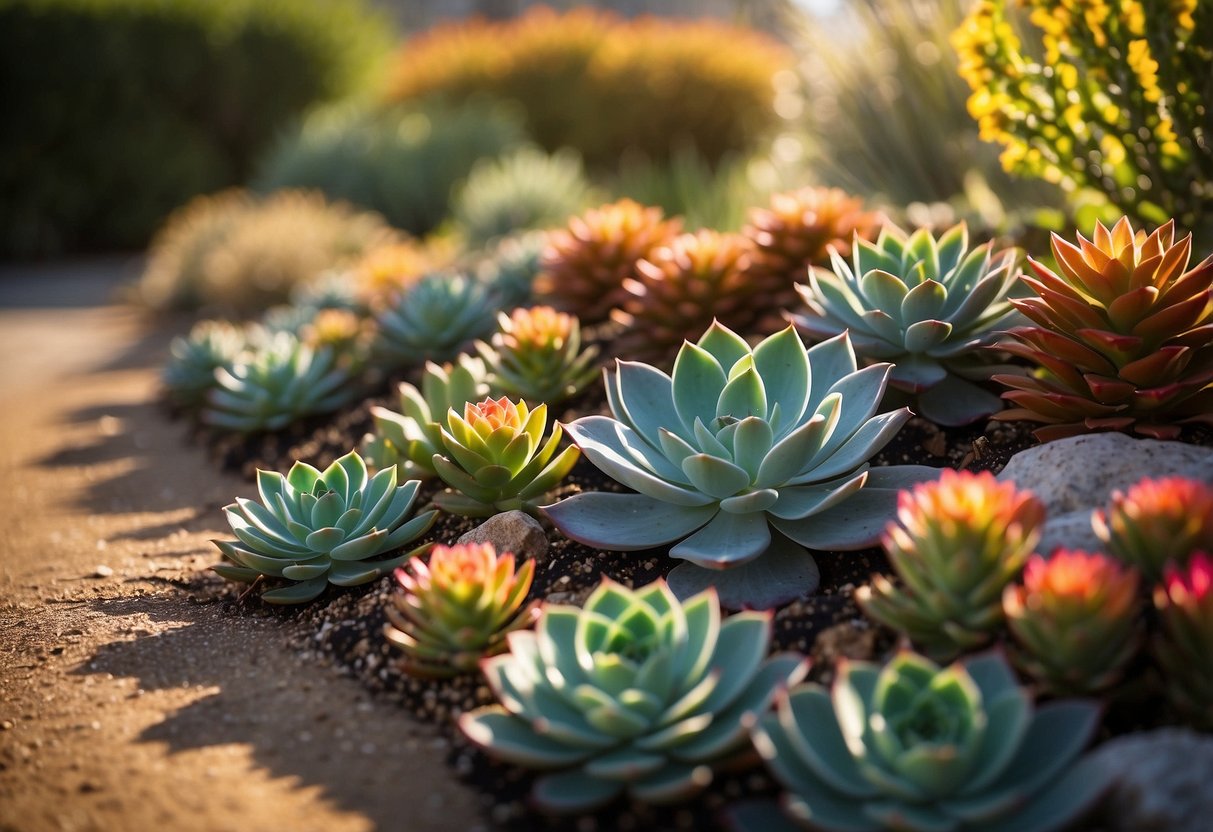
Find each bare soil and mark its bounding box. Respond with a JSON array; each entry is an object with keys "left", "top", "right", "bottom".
[{"left": 0, "top": 261, "right": 482, "bottom": 832}]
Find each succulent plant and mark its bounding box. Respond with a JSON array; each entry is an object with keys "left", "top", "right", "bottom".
[
  {"left": 362, "top": 354, "right": 491, "bottom": 480},
  {"left": 535, "top": 198, "right": 681, "bottom": 324},
  {"left": 1003, "top": 550, "right": 1141, "bottom": 696},
  {"left": 452, "top": 145, "right": 594, "bottom": 246},
  {"left": 743, "top": 186, "right": 883, "bottom": 327},
  {"left": 994, "top": 217, "right": 1213, "bottom": 441},
  {"left": 162, "top": 320, "right": 249, "bottom": 409},
  {"left": 459, "top": 578, "right": 807, "bottom": 812},
  {"left": 372, "top": 272, "right": 498, "bottom": 371},
  {"left": 384, "top": 542, "right": 539, "bottom": 678},
  {"left": 1155, "top": 552, "right": 1213, "bottom": 730},
  {"left": 433, "top": 396, "right": 580, "bottom": 517},
  {"left": 200, "top": 332, "right": 356, "bottom": 434},
  {"left": 748, "top": 650, "right": 1110, "bottom": 832},
  {"left": 792, "top": 223, "right": 1022, "bottom": 425},
  {"left": 479, "top": 230, "right": 548, "bottom": 309},
  {"left": 211, "top": 451, "right": 438, "bottom": 604},
  {"left": 611, "top": 230, "right": 759, "bottom": 366},
  {"left": 476, "top": 306, "right": 599, "bottom": 406},
  {"left": 856, "top": 470, "right": 1045, "bottom": 661},
  {"left": 544, "top": 321, "right": 937, "bottom": 609},
  {"left": 1092, "top": 476, "right": 1213, "bottom": 582},
  {"left": 351, "top": 239, "right": 443, "bottom": 305}
]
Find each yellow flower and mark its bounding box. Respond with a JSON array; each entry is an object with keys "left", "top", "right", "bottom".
[{"left": 1127, "top": 39, "right": 1162, "bottom": 103}]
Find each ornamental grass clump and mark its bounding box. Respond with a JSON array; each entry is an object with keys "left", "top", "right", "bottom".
[
  {"left": 544, "top": 321, "right": 936, "bottom": 609},
  {"left": 611, "top": 230, "right": 759, "bottom": 366},
  {"left": 1092, "top": 476, "right": 1213, "bottom": 581},
  {"left": 433, "top": 397, "right": 579, "bottom": 518},
  {"left": 212, "top": 451, "right": 438, "bottom": 604},
  {"left": 372, "top": 272, "right": 498, "bottom": 370},
  {"left": 362, "top": 354, "right": 490, "bottom": 480},
  {"left": 201, "top": 332, "right": 356, "bottom": 434},
  {"left": 535, "top": 199, "right": 681, "bottom": 325},
  {"left": 993, "top": 217, "right": 1213, "bottom": 441},
  {"left": 792, "top": 223, "right": 1023, "bottom": 425},
  {"left": 476, "top": 306, "right": 599, "bottom": 406},
  {"left": 1003, "top": 550, "right": 1141, "bottom": 696},
  {"left": 459, "top": 579, "right": 806, "bottom": 812},
  {"left": 856, "top": 470, "right": 1046, "bottom": 661},
  {"left": 384, "top": 542, "right": 539, "bottom": 679},
  {"left": 748, "top": 650, "right": 1110, "bottom": 832},
  {"left": 1154, "top": 552, "right": 1213, "bottom": 730}
]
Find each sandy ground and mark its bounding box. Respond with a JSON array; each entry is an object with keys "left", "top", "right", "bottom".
[{"left": 0, "top": 261, "right": 482, "bottom": 832}]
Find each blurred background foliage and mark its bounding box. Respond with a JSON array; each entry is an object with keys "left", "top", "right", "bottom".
[{"left": 0, "top": 0, "right": 392, "bottom": 258}]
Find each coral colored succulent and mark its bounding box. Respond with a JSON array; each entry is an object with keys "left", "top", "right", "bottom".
[
  {"left": 535, "top": 198, "right": 681, "bottom": 324},
  {"left": 545, "top": 321, "right": 936, "bottom": 609},
  {"left": 743, "top": 186, "right": 883, "bottom": 326},
  {"left": 362, "top": 354, "right": 491, "bottom": 480},
  {"left": 476, "top": 306, "right": 599, "bottom": 406},
  {"left": 1004, "top": 550, "right": 1141, "bottom": 696},
  {"left": 994, "top": 217, "right": 1213, "bottom": 441},
  {"left": 1092, "top": 476, "right": 1213, "bottom": 581},
  {"left": 371, "top": 272, "right": 498, "bottom": 370},
  {"left": 384, "top": 542, "right": 539, "bottom": 678},
  {"left": 211, "top": 451, "right": 438, "bottom": 604},
  {"left": 856, "top": 470, "right": 1045, "bottom": 661},
  {"left": 459, "top": 578, "right": 806, "bottom": 812},
  {"left": 792, "top": 222, "right": 1022, "bottom": 425},
  {"left": 433, "top": 396, "right": 579, "bottom": 517},
  {"left": 611, "top": 229, "right": 759, "bottom": 366},
  {"left": 1154, "top": 552, "right": 1213, "bottom": 729},
  {"left": 747, "top": 650, "right": 1110, "bottom": 832}
]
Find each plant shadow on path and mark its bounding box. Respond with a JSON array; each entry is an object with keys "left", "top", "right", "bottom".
[{"left": 73, "top": 591, "right": 484, "bottom": 832}]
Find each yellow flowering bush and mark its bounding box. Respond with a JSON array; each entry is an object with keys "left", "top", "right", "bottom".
[{"left": 953, "top": 0, "right": 1212, "bottom": 237}]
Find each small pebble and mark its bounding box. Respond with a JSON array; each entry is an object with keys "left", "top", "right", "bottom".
[{"left": 91, "top": 565, "right": 113, "bottom": 578}]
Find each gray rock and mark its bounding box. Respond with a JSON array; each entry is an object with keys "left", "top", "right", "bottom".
[
  {"left": 1088, "top": 728, "right": 1213, "bottom": 831},
  {"left": 997, "top": 434, "right": 1213, "bottom": 515},
  {"left": 456, "top": 511, "right": 548, "bottom": 561},
  {"left": 1036, "top": 509, "right": 1105, "bottom": 557}
]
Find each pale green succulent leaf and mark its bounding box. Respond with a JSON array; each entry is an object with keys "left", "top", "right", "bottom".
[
  {"left": 719, "top": 489, "right": 779, "bottom": 514},
  {"left": 681, "top": 454, "right": 750, "bottom": 499},
  {"left": 804, "top": 364, "right": 891, "bottom": 465},
  {"left": 755, "top": 407, "right": 837, "bottom": 489},
  {"left": 211, "top": 563, "right": 262, "bottom": 583},
  {"left": 982, "top": 701, "right": 1100, "bottom": 799},
  {"left": 627, "top": 762, "right": 712, "bottom": 804},
  {"left": 543, "top": 492, "right": 717, "bottom": 551},
  {"left": 800, "top": 407, "right": 912, "bottom": 483},
  {"left": 904, "top": 319, "right": 954, "bottom": 353},
  {"left": 977, "top": 755, "right": 1110, "bottom": 832},
  {"left": 693, "top": 417, "right": 732, "bottom": 458},
  {"left": 517, "top": 444, "right": 581, "bottom": 501},
  {"left": 328, "top": 528, "right": 388, "bottom": 561},
  {"left": 610, "top": 361, "right": 689, "bottom": 444},
  {"left": 233, "top": 496, "right": 294, "bottom": 541},
  {"left": 769, "top": 472, "right": 868, "bottom": 520},
  {"left": 860, "top": 269, "right": 909, "bottom": 319},
  {"left": 862, "top": 801, "right": 958, "bottom": 832},
  {"left": 859, "top": 308, "right": 905, "bottom": 345},
  {"left": 304, "top": 526, "right": 345, "bottom": 552},
  {"left": 672, "top": 342, "right": 728, "bottom": 434},
  {"left": 383, "top": 509, "right": 438, "bottom": 548},
  {"left": 564, "top": 417, "right": 710, "bottom": 505},
  {"left": 751, "top": 326, "right": 811, "bottom": 427},
  {"left": 280, "top": 561, "right": 332, "bottom": 581},
  {"left": 901, "top": 279, "right": 948, "bottom": 324},
  {"left": 309, "top": 490, "right": 345, "bottom": 530},
  {"left": 583, "top": 748, "right": 667, "bottom": 781},
  {"left": 533, "top": 769, "right": 624, "bottom": 812},
  {"left": 461, "top": 709, "right": 593, "bottom": 768},
  {"left": 915, "top": 375, "right": 1004, "bottom": 427},
  {"left": 670, "top": 510, "right": 771, "bottom": 568},
  {"left": 667, "top": 535, "right": 820, "bottom": 610},
  {"left": 717, "top": 366, "right": 768, "bottom": 422},
  {"left": 328, "top": 557, "right": 400, "bottom": 586},
  {"left": 254, "top": 470, "right": 288, "bottom": 517},
  {"left": 286, "top": 461, "right": 322, "bottom": 493},
  {"left": 260, "top": 576, "right": 328, "bottom": 604},
  {"left": 696, "top": 321, "right": 752, "bottom": 372},
  {"left": 782, "top": 686, "right": 879, "bottom": 797}
]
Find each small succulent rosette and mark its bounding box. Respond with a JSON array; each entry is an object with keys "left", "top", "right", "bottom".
[
  {"left": 545, "top": 321, "right": 937, "bottom": 609},
  {"left": 743, "top": 651, "right": 1111, "bottom": 832},
  {"left": 1004, "top": 550, "right": 1141, "bottom": 696},
  {"left": 459, "top": 578, "right": 807, "bottom": 812},
  {"left": 384, "top": 542, "right": 539, "bottom": 678},
  {"left": 476, "top": 305, "right": 599, "bottom": 405},
  {"left": 1092, "top": 475, "right": 1213, "bottom": 581},
  {"left": 994, "top": 217, "right": 1213, "bottom": 441},
  {"left": 433, "top": 396, "right": 579, "bottom": 517},
  {"left": 212, "top": 451, "right": 437, "bottom": 604},
  {"left": 162, "top": 319, "right": 249, "bottom": 409},
  {"left": 372, "top": 272, "right": 498, "bottom": 370},
  {"left": 1154, "top": 552, "right": 1213, "bottom": 729},
  {"left": 857, "top": 470, "right": 1045, "bottom": 661}
]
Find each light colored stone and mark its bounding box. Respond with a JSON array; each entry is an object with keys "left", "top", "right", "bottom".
[
  {"left": 456, "top": 510, "right": 548, "bottom": 561},
  {"left": 1089, "top": 728, "right": 1213, "bottom": 831},
  {"left": 1036, "top": 509, "right": 1104, "bottom": 557},
  {"left": 997, "top": 434, "right": 1213, "bottom": 515}
]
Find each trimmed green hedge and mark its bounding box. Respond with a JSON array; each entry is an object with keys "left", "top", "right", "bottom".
[{"left": 0, "top": 0, "right": 392, "bottom": 257}]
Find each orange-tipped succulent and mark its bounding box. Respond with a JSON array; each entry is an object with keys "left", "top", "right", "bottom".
[
  {"left": 1004, "top": 550, "right": 1141, "bottom": 696},
  {"left": 384, "top": 542, "right": 539, "bottom": 678},
  {"left": 1154, "top": 552, "right": 1213, "bottom": 729},
  {"left": 610, "top": 229, "right": 757, "bottom": 365},
  {"left": 1092, "top": 476, "right": 1213, "bottom": 581},
  {"left": 742, "top": 186, "right": 883, "bottom": 321},
  {"left": 476, "top": 306, "right": 599, "bottom": 406},
  {"left": 994, "top": 217, "right": 1213, "bottom": 441},
  {"left": 535, "top": 199, "right": 682, "bottom": 325},
  {"left": 856, "top": 469, "right": 1046, "bottom": 661}
]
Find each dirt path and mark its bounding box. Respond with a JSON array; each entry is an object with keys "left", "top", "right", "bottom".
[{"left": 0, "top": 262, "right": 482, "bottom": 832}]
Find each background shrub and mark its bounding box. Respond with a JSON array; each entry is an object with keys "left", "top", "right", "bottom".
[
  {"left": 0, "top": 0, "right": 391, "bottom": 257},
  {"left": 255, "top": 99, "right": 526, "bottom": 239},
  {"left": 381, "top": 6, "right": 790, "bottom": 168}
]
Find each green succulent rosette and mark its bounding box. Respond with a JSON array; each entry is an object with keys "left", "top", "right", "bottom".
[
  {"left": 459, "top": 578, "right": 806, "bottom": 812},
  {"left": 371, "top": 272, "right": 498, "bottom": 370},
  {"left": 212, "top": 451, "right": 438, "bottom": 604}
]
